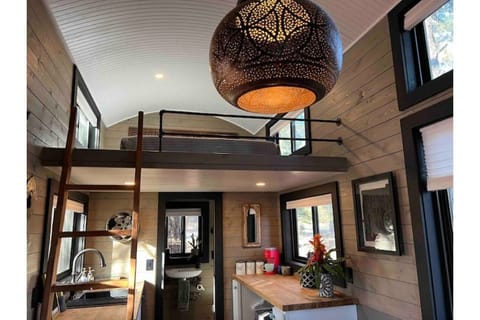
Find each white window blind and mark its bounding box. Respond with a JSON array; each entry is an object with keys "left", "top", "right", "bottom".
[
  {"left": 420, "top": 117, "right": 453, "bottom": 191},
  {"left": 166, "top": 208, "right": 201, "bottom": 217},
  {"left": 53, "top": 195, "right": 85, "bottom": 213},
  {"left": 286, "top": 194, "right": 332, "bottom": 210},
  {"left": 404, "top": 0, "right": 448, "bottom": 30}
]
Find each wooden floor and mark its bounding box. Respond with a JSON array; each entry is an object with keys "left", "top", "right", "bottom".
[{"left": 54, "top": 305, "right": 126, "bottom": 320}]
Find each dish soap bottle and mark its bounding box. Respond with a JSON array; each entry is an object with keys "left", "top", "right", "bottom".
[
  {"left": 87, "top": 267, "right": 95, "bottom": 282},
  {"left": 78, "top": 267, "right": 88, "bottom": 283}
]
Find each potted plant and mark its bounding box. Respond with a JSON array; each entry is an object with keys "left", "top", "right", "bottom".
[
  {"left": 296, "top": 234, "right": 344, "bottom": 297},
  {"left": 188, "top": 234, "right": 201, "bottom": 268}
]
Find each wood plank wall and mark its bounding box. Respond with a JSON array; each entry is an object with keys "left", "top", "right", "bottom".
[
  {"left": 101, "top": 112, "right": 252, "bottom": 149},
  {"left": 26, "top": 0, "right": 73, "bottom": 319},
  {"left": 299, "top": 17, "right": 453, "bottom": 320},
  {"left": 222, "top": 192, "right": 280, "bottom": 320},
  {"left": 85, "top": 192, "right": 158, "bottom": 320}
]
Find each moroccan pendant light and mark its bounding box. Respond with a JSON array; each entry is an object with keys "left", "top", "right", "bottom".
[{"left": 210, "top": 0, "right": 343, "bottom": 114}]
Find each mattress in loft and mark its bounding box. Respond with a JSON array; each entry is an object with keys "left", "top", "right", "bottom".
[{"left": 120, "top": 135, "right": 280, "bottom": 155}]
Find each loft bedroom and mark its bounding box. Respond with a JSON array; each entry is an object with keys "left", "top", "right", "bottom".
[{"left": 39, "top": 66, "right": 349, "bottom": 192}]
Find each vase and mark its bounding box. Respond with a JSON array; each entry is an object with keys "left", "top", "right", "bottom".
[
  {"left": 319, "top": 273, "right": 334, "bottom": 297},
  {"left": 300, "top": 272, "right": 316, "bottom": 289}
]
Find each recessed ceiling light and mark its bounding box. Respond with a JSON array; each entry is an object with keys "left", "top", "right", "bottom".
[
  {"left": 155, "top": 73, "right": 164, "bottom": 79},
  {"left": 124, "top": 181, "right": 135, "bottom": 186},
  {"left": 256, "top": 182, "right": 266, "bottom": 187}
]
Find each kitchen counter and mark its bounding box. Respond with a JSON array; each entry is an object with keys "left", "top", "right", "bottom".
[{"left": 232, "top": 274, "right": 358, "bottom": 312}]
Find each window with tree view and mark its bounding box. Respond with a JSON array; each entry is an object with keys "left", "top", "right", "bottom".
[
  {"left": 423, "top": 1, "right": 453, "bottom": 80},
  {"left": 389, "top": 0, "right": 453, "bottom": 110},
  {"left": 288, "top": 194, "right": 337, "bottom": 261},
  {"left": 266, "top": 108, "right": 311, "bottom": 156},
  {"left": 166, "top": 209, "right": 200, "bottom": 255}
]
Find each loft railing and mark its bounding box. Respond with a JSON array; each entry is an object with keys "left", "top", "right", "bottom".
[{"left": 157, "top": 109, "right": 342, "bottom": 152}]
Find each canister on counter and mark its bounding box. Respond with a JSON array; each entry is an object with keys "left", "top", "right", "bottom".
[
  {"left": 255, "top": 260, "right": 264, "bottom": 274},
  {"left": 246, "top": 260, "right": 255, "bottom": 274},
  {"left": 235, "top": 260, "right": 246, "bottom": 275}
]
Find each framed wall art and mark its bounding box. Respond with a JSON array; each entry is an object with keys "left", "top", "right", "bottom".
[{"left": 352, "top": 172, "right": 402, "bottom": 255}]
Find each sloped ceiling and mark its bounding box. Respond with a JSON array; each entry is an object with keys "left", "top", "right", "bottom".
[{"left": 44, "top": 0, "right": 400, "bottom": 133}]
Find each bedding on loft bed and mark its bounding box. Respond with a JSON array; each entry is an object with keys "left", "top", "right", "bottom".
[{"left": 119, "top": 135, "right": 281, "bottom": 155}]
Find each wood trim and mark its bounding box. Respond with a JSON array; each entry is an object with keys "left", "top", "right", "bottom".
[
  {"left": 40, "top": 148, "right": 348, "bottom": 172},
  {"left": 40, "top": 106, "right": 78, "bottom": 320},
  {"left": 400, "top": 97, "right": 453, "bottom": 319},
  {"left": 126, "top": 111, "right": 144, "bottom": 320},
  {"left": 58, "top": 230, "right": 132, "bottom": 238}
]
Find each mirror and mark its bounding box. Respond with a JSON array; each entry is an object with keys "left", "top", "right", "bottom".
[{"left": 242, "top": 204, "right": 261, "bottom": 247}]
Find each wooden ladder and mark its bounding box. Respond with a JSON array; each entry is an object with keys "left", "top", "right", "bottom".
[{"left": 40, "top": 107, "right": 144, "bottom": 320}]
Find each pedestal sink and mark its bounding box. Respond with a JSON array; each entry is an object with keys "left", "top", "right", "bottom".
[{"left": 165, "top": 267, "right": 202, "bottom": 279}]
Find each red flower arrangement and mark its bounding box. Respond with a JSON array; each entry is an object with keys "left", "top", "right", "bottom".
[{"left": 297, "top": 234, "right": 344, "bottom": 288}]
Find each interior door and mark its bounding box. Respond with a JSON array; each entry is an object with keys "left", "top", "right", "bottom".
[{"left": 156, "top": 192, "right": 224, "bottom": 320}]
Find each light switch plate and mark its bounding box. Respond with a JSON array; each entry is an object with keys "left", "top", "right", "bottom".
[{"left": 146, "top": 259, "right": 154, "bottom": 271}]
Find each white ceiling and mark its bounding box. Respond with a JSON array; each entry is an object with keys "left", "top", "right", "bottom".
[
  {"left": 56, "top": 167, "right": 341, "bottom": 193},
  {"left": 44, "top": 0, "right": 400, "bottom": 134}
]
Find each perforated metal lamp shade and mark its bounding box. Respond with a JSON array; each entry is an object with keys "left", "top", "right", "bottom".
[{"left": 210, "top": 0, "right": 343, "bottom": 114}]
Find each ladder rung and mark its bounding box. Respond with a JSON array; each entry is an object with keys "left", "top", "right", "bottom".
[
  {"left": 59, "top": 230, "right": 132, "bottom": 238},
  {"left": 52, "top": 279, "right": 129, "bottom": 292},
  {"left": 66, "top": 184, "right": 136, "bottom": 191}
]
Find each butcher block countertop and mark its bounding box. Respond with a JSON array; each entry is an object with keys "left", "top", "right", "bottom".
[{"left": 233, "top": 274, "right": 358, "bottom": 312}]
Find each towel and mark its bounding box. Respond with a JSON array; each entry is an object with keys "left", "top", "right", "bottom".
[{"left": 177, "top": 279, "right": 190, "bottom": 312}]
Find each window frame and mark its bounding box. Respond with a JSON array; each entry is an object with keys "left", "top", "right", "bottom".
[
  {"left": 388, "top": 0, "right": 453, "bottom": 111},
  {"left": 400, "top": 97, "right": 453, "bottom": 319},
  {"left": 72, "top": 65, "right": 102, "bottom": 149},
  {"left": 280, "top": 182, "right": 345, "bottom": 287},
  {"left": 164, "top": 201, "right": 210, "bottom": 265},
  {"left": 265, "top": 107, "right": 312, "bottom": 156}
]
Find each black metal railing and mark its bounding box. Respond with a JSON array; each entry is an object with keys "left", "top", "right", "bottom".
[{"left": 157, "top": 109, "right": 342, "bottom": 152}]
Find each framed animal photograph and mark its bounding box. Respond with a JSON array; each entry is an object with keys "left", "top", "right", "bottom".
[{"left": 352, "top": 172, "right": 402, "bottom": 255}]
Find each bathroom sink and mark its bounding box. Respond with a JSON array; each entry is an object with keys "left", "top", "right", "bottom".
[{"left": 165, "top": 267, "right": 202, "bottom": 279}]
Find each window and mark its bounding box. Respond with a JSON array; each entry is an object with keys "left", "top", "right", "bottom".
[
  {"left": 166, "top": 208, "right": 201, "bottom": 255},
  {"left": 41, "top": 179, "right": 89, "bottom": 281},
  {"left": 73, "top": 65, "right": 101, "bottom": 149},
  {"left": 164, "top": 201, "right": 210, "bottom": 265},
  {"left": 266, "top": 108, "right": 311, "bottom": 155},
  {"left": 389, "top": 0, "right": 453, "bottom": 110},
  {"left": 50, "top": 197, "right": 87, "bottom": 277},
  {"left": 280, "top": 182, "right": 345, "bottom": 286},
  {"left": 401, "top": 97, "right": 453, "bottom": 319}
]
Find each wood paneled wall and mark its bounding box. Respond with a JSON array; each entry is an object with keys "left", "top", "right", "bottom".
[
  {"left": 85, "top": 192, "right": 158, "bottom": 319},
  {"left": 26, "top": 0, "right": 73, "bottom": 319},
  {"left": 101, "top": 112, "right": 252, "bottom": 149},
  {"left": 301, "top": 17, "right": 453, "bottom": 320},
  {"left": 222, "top": 192, "right": 280, "bottom": 320}
]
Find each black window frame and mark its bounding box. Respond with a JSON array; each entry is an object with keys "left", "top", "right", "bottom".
[
  {"left": 280, "top": 182, "right": 345, "bottom": 287},
  {"left": 265, "top": 107, "right": 312, "bottom": 156},
  {"left": 72, "top": 65, "right": 101, "bottom": 149},
  {"left": 388, "top": 0, "right": 453, "bottom": 111},
  {"left": 164, "top": 201, "right": 210, "bottom": 265},
  {"left": 400, "top": 97, "right": 453, "bottom": 319}
]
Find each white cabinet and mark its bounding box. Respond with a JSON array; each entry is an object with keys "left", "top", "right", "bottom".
[
  {"left": 272, "top": 305, "right": 357, "bottom": 320},
  {"left": 233, "top": 278, "right": 357, "bottom": 320}
]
